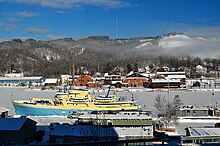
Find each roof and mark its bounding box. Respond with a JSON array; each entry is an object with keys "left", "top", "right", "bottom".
[
  {"left": 179, "top": 105, "right": 209, "bottom": 111},
  {"left": 152, "top": 79, "right": 181, "bottom": 83},
  {"left": 0, "top": 118, "right": 36, "bottom": 131},
  {"left": 157, "top": 72, "right": 185, "bottom": 75},
  {"left": 79, "top": 111, "right": 152, "bottom": 120},
  {"left": 50, "top": 124, "right": 152, "bottom": 137},
  {"left": 0, "top": 106, "right": 9, "bottom": 113},
  {"left": 112, "top": 81, "right": 122, "bottom": 84},
  {"left": 167, "top": 75, "right": 186, "bottom": 79},
  {"left": 50, "top": 125, "right": 118, "bottom": 137},
  {"left": 0, "top": 76, "right": 43, "bottom": 81},
  {"left": 187, "top": 127, "right": 220, "bottom": 137},
  {"left": 44, "top": 78, "right": 57, "bottom": 84},
  {"left": 126, "top": 72, "right": 146, "bottom": 78},
  {"left": 125, "top": 77, "right": 146, "bottom": 80}
]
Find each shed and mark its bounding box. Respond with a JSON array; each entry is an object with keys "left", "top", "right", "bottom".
[
  {"left": 0, "top": 107, "right": 9, "bottom": 118},
  {"left": 0, "top": 118, "right": 37, "bottom": 145}
]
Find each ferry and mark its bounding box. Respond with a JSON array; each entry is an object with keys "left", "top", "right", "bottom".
[{"left": 12, "top": 89, "right": 141, "bottom": 116}]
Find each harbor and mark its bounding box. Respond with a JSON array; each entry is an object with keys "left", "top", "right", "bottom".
[{"left": 0, "top": 0, "right": 220, "bottom": 144}]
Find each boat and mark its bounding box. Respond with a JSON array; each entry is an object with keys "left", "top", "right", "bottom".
[{"left": 12, "top": 89, "right": 141, "bottom": 116}]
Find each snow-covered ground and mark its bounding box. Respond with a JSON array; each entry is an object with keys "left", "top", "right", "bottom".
[
  {"left": 2, "top": 87, "right": 220, "bottom": 115},
  {"left": 2, "top": 87, "right": 220, "bottom": 135}
]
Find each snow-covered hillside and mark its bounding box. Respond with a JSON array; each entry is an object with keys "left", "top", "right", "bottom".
[{"left": 135, "top": 34, "right": 220, "bottom": 58}]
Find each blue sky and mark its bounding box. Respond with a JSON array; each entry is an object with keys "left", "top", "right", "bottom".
[{"left": 0, "top": 0, "right": 220, "bottom": 40}]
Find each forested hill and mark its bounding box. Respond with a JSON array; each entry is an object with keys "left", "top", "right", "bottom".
[{"left": 0, "top": 33, "right": 219, "bottom": 77}]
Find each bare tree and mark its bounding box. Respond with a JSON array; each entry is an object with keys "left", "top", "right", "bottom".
[{"left": 154, "top": 94, "right": 183, "bottom": 127}]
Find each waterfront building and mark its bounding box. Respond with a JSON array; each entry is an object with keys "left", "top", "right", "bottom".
[
  {"left": 123, "top": 72, "right": 148, "bottom": 87},
  {"left": 182, "top": 126, "right": 220, "bottom": 145},
  {"left": 176, "top": 105, "right": 212, "bottom": 117},
  {"left": 0, "top": 76, "right": 44, "bottom": 87},
  {"left": 50, "top": 111, "right": 153, "bottom": 143},
  {"left": 148, "top": 74, "right": 181, "bottom": 88},
  {"left": 75, "top": 75, "right": 93, "bottom": 86},
  {"left": 104, "top": 73, "right": 122, "bottom": 86}
]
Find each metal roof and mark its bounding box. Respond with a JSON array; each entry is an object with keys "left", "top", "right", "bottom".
[
  {"left": 0, "top": 106, "right": 9, "bottom": 113},
  {"left": 187, "top": 127, "right": 220, "bottom": 137},
  {"left": 0, "top": 118, "right": 27, "bottom": 130}
]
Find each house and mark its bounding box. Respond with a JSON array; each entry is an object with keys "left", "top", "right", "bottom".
[
  {"left": 176, "top": 105, "right": 212, "bottom": 117},
  {"left": 0, "top": 118, "right": 37, "bottom": 145},
  {"left": 60, "top": 75, "right": 73, "bottom": 86},
  {"left": 0, "top": 107, "right": 9, "bottom": 118},
  {"left": 75, "top": 75, "right": 93, "bottom": 86},
  {"left": 104, "top": 73, "right": 122, "bottom": 87},
  {"left": 4, "top": 69, "right": 24, "bottom": 78},
  {"left": 148, "top": 74, "right": 181, "bottom": 88},
  {"left": 123, "top": 72, "right": 148, "bottom": 87},
  {"left": 157, "top": 72, "right": 186, "bottom": 87}
]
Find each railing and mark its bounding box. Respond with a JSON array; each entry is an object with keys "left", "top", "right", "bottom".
[{"left": 181, "top": 136, "right": 220, "bottom": 145}]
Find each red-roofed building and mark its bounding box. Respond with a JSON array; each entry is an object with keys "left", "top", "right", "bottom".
[{"left": 75, "top": 75, "right": 93, "bottom": 86}]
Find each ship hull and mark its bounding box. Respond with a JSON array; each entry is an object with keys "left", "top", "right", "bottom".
[
  {"left": 13, "top": 104, "right": 85, "bottom": 116},
  {"left": 13, "top": 102, "right": 141, "bottom": 116}
]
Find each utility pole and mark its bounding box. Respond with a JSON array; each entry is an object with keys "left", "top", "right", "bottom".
[
  {"left": 116, "top": 16, "right": 118, "bottom": 39},
  {"left": 72, "top": 51, "right": 75, "bottom": 86},
  {"left": 212, "top": 91, "right": 215, "bottom": 116}
]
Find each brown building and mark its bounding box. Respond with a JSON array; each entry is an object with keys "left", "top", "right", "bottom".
[
  {"left": 123, "top": 72, "right": 147, "bottom": 87},
  {"left": 87, "top": 82, "right": 103, "bottom": 88},
  {"left": 75, "top": 75, "right": 93, "bottom": 86},
  {"left": 104, "top": 73, "right": 122, "bottom": 85},
  {"left": 0, "top": 118, "right": 37, "bottom": 145},
  {"left": 148, "top": 74, "right": 181, "bottom": 88}
]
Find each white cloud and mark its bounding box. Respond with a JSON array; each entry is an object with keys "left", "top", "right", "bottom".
[
  {"left": 9, "top": 0, "right": 131, "bottom": 9},
  {"left": 45, "top": 35, "right": 68, "bottom": 40},
  {"left": 185, "top": 26, "right": 220, "bottom": 37},
  {"left": 54, "top": 10, "right": 65, "bottom": 14},
  {"left": 27, "top": 26, "right": 50, "bottom": 34},
  {"left": 0, "top": 22, "right": 18, "bottom": 32},
  {"left": 17, "top": 11, "right": 41, "bottom": 17}
]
